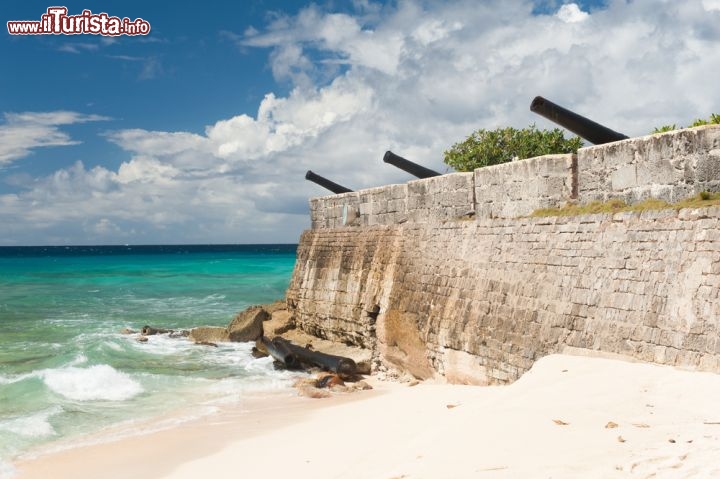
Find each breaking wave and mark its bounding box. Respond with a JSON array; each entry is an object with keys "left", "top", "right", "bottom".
[{"left": 41, "top": 365, "right": 143, "bottom": 401}]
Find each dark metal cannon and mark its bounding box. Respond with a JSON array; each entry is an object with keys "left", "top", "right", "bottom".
[
  {"left": 530, "top": 96, "right": 629, "bottom": 145},
  {"left": 273, "top": 337, "right": 357, "bottom": 379},
  {"left": 383, "top": 151, "right": 441, "bottom": 179},
  {"left": 305, "top": 170, "right": 353, "bottom": 194},
  {"left": 259, "top": 336, "right": 300, "bottom": 368}
]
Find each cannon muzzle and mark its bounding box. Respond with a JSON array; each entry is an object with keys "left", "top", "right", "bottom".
[
  {"left": 383, "top": 151, "right": 441, "bottom": 179},
  {"left": 273, "top": 337, "right": 358, "bottom": 379},
  {"left": 530, "top": 96, "right": 628, "bottom": 145},
  {"left": 305, "top": 170, "right": 354, "bottom": 194},
  {"left": 260, "top": 336, "right": 300, "bottom": 368}
]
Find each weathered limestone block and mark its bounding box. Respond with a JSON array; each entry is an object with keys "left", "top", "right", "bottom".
[
  {"left": 227, "top": 306, "right": 267, "bottom": 342},
  {"left": 357, "top": 184, "right": 408, "bottom": 226},
  {"left": 474, "top": 154, "right": 576, "bottom": 220},
  {"left": 578, "top": 125, "right": 720, "bottom": 204},
  {"left": 264, "top": 309, "right": 295, "bottom": 335},
  {"left": 310, "top": 192, "right": 361, "bottom": 229},
  {"left": 376, "top": 309, "right": 434, "bottom": 380},
  {"left": 407, "top": 173, "right": 474, "bottom": 222},
  {"left": 189, "top": 326, "right": 230, "bottom": 343}
]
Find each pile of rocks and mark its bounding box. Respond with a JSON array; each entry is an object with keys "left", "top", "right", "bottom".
[{"left": 124, "top": 300, "right": 375, "bottom": 398}]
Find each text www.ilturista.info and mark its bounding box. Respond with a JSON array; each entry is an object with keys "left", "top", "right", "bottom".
[{"left": 7, "top": 7, "right": 150, "bottom": 36}]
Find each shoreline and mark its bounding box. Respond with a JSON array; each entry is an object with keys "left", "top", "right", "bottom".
[
  {"left": 13, "top": 385, "right": 382, "bottom": 479},
  {"left": 13, "top": 352, "right": 720, "bottom": 478}
]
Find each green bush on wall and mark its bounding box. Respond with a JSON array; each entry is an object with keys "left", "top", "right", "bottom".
[
  {"left": 653, "top": 113, "right": 720, "bottom": 134},
  {"left": 443, "top": 124, "right": 583, "bottom": 172}
]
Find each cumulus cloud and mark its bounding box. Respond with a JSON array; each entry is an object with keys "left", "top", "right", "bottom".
[
  {"left": 3, "top": 0, "right": 720, "bottom": 245},
  {"left": 703, "top": 0, "right": 720, "bottom": 11},
  {"left": 556, "top": 3, "right": 589, "bottom": 23},
  {"left": 0, "top": 111, "right": 109, "bottom": 165},
  {"left": 0, "top": 158, "right": 288, "bottom": 245},
  {"left": 241, "top": 4, "right": 404, "bottom": 76}
]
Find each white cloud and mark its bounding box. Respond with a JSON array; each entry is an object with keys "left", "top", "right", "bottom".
[
  {"left": 108, "top": 78, "right": 373, "bottom": 169},
  {"left": 702, "top": 0, "right": 720, "bottom": 11},
  {"left": 412, "top": 19, "right": 463, "bottom": 46},
  {"left": 0, "top": 158, "right": 293, "bottom": 244},
  {"left": 107, "top": 129, "right": 210, "bottom": 159},
  {"left": 138, "top": 56, "right": 163, "bottom": 80},
  {"left": 5, "top": 111, "right": 108, "bottom": 125},
  {"left": 116, "top": 157, "right": 182, "bottom": 185},
  {"left": 57, "top": 42, "right": 100, "bottom": 54},
  {"left": 4, "top": 0, "right": 720, "bottom": 245},
  {"left": 241, "top": 4, "right": 404, "bottom": 76},
  {"left": 91, "top": 218, "right": 121, "bottom": 235},
  {"left": 556, "top": 3, "right": 589, "bottom": 23},
  {"left": 0, "top": 112, "right": 109, "bottom": 165}
]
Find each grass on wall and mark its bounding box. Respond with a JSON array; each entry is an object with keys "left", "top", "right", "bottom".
[{"left": 530, "top": 192, "right": 720, "bottom": 217}]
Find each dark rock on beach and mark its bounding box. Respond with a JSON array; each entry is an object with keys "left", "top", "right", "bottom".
[
  {"left": 141, "top": 325, "right": 173, "bottom": 336},
  {"left": 317, "top": 373, "right": 345, "bottom": 388}
]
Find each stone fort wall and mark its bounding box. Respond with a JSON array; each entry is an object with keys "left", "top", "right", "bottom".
[{"left": 289, "top": 125, "right": 720, "bottom": 383}]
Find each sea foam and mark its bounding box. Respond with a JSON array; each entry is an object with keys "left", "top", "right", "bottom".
[
  {"left": 0, "top": 406, "right": 62, "bottom": 438},
  {"left": 0, "top": 459, "right": 17, "bottom": 479},
  {"left": 42, "top": 365, "right": 142, "bottom": 401}
]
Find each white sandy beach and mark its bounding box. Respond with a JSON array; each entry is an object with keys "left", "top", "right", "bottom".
[{"left": 14, "top": 352, "right": 720, "bottom": 479}]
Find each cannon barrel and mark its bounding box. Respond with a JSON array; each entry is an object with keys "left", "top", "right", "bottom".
[
  {"left": 305, "top": 170, "right": 353, "bottom": 195},
  {"left": 273, "top": 337, "right": 357, "bottom": 379},
  {"left": 530, "top": 96, "right": 628, "bottom": 145},
  {"left": 260, "top": 336, "right": 300, "bottom": 368},
  {"left": 383, "top": 151, "right": 441, "bottom": 179}
]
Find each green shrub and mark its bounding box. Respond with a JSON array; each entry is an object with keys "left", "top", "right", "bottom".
[
  {"left": 443, "top": 124, "right": 583, "bottom": 172},
  {"left": 653, "top": 124, "right": 677, "bottom": 133},
  {"left": 653, "top": 114, "right": 720, "bottom": 134}
]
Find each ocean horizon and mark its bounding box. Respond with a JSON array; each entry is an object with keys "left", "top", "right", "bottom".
[{"left": 0, "top": 244, "right": 302, "bottom": 477}]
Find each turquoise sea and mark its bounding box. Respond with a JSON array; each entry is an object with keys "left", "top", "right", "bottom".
[{"left": 0, "top": 244, "right": 300, "bottom": 477}]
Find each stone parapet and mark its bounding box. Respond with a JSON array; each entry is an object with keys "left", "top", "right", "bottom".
[
  {"left": 578, "top": 125, "right": 720, "bottom": 204},
  {"left": 309, "top": 126, "right": 720, "bottom": 230}
]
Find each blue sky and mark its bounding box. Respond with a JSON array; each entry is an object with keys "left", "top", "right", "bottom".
[
  {"left": 2, "top": 1, "right": 305, "bottom": 178},
  {"left": 1, "top": 0, "right": 719, "bottom": 245}
]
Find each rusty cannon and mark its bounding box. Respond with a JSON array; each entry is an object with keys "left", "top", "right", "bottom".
[
  {"left": 383, "top": 151, "right": 441, "bottom": 179},
  {"left": 305, "top": 170, "right": 354, "bottom": 194},
  {"left": 273, "top": 337, "right": 357, "bottom": 379},
  {"left": 259, "top": 336, "right": 300, "bottom": 369},
  {"left": 530, "top": 96, "right": 629, "bottom": 145}
]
